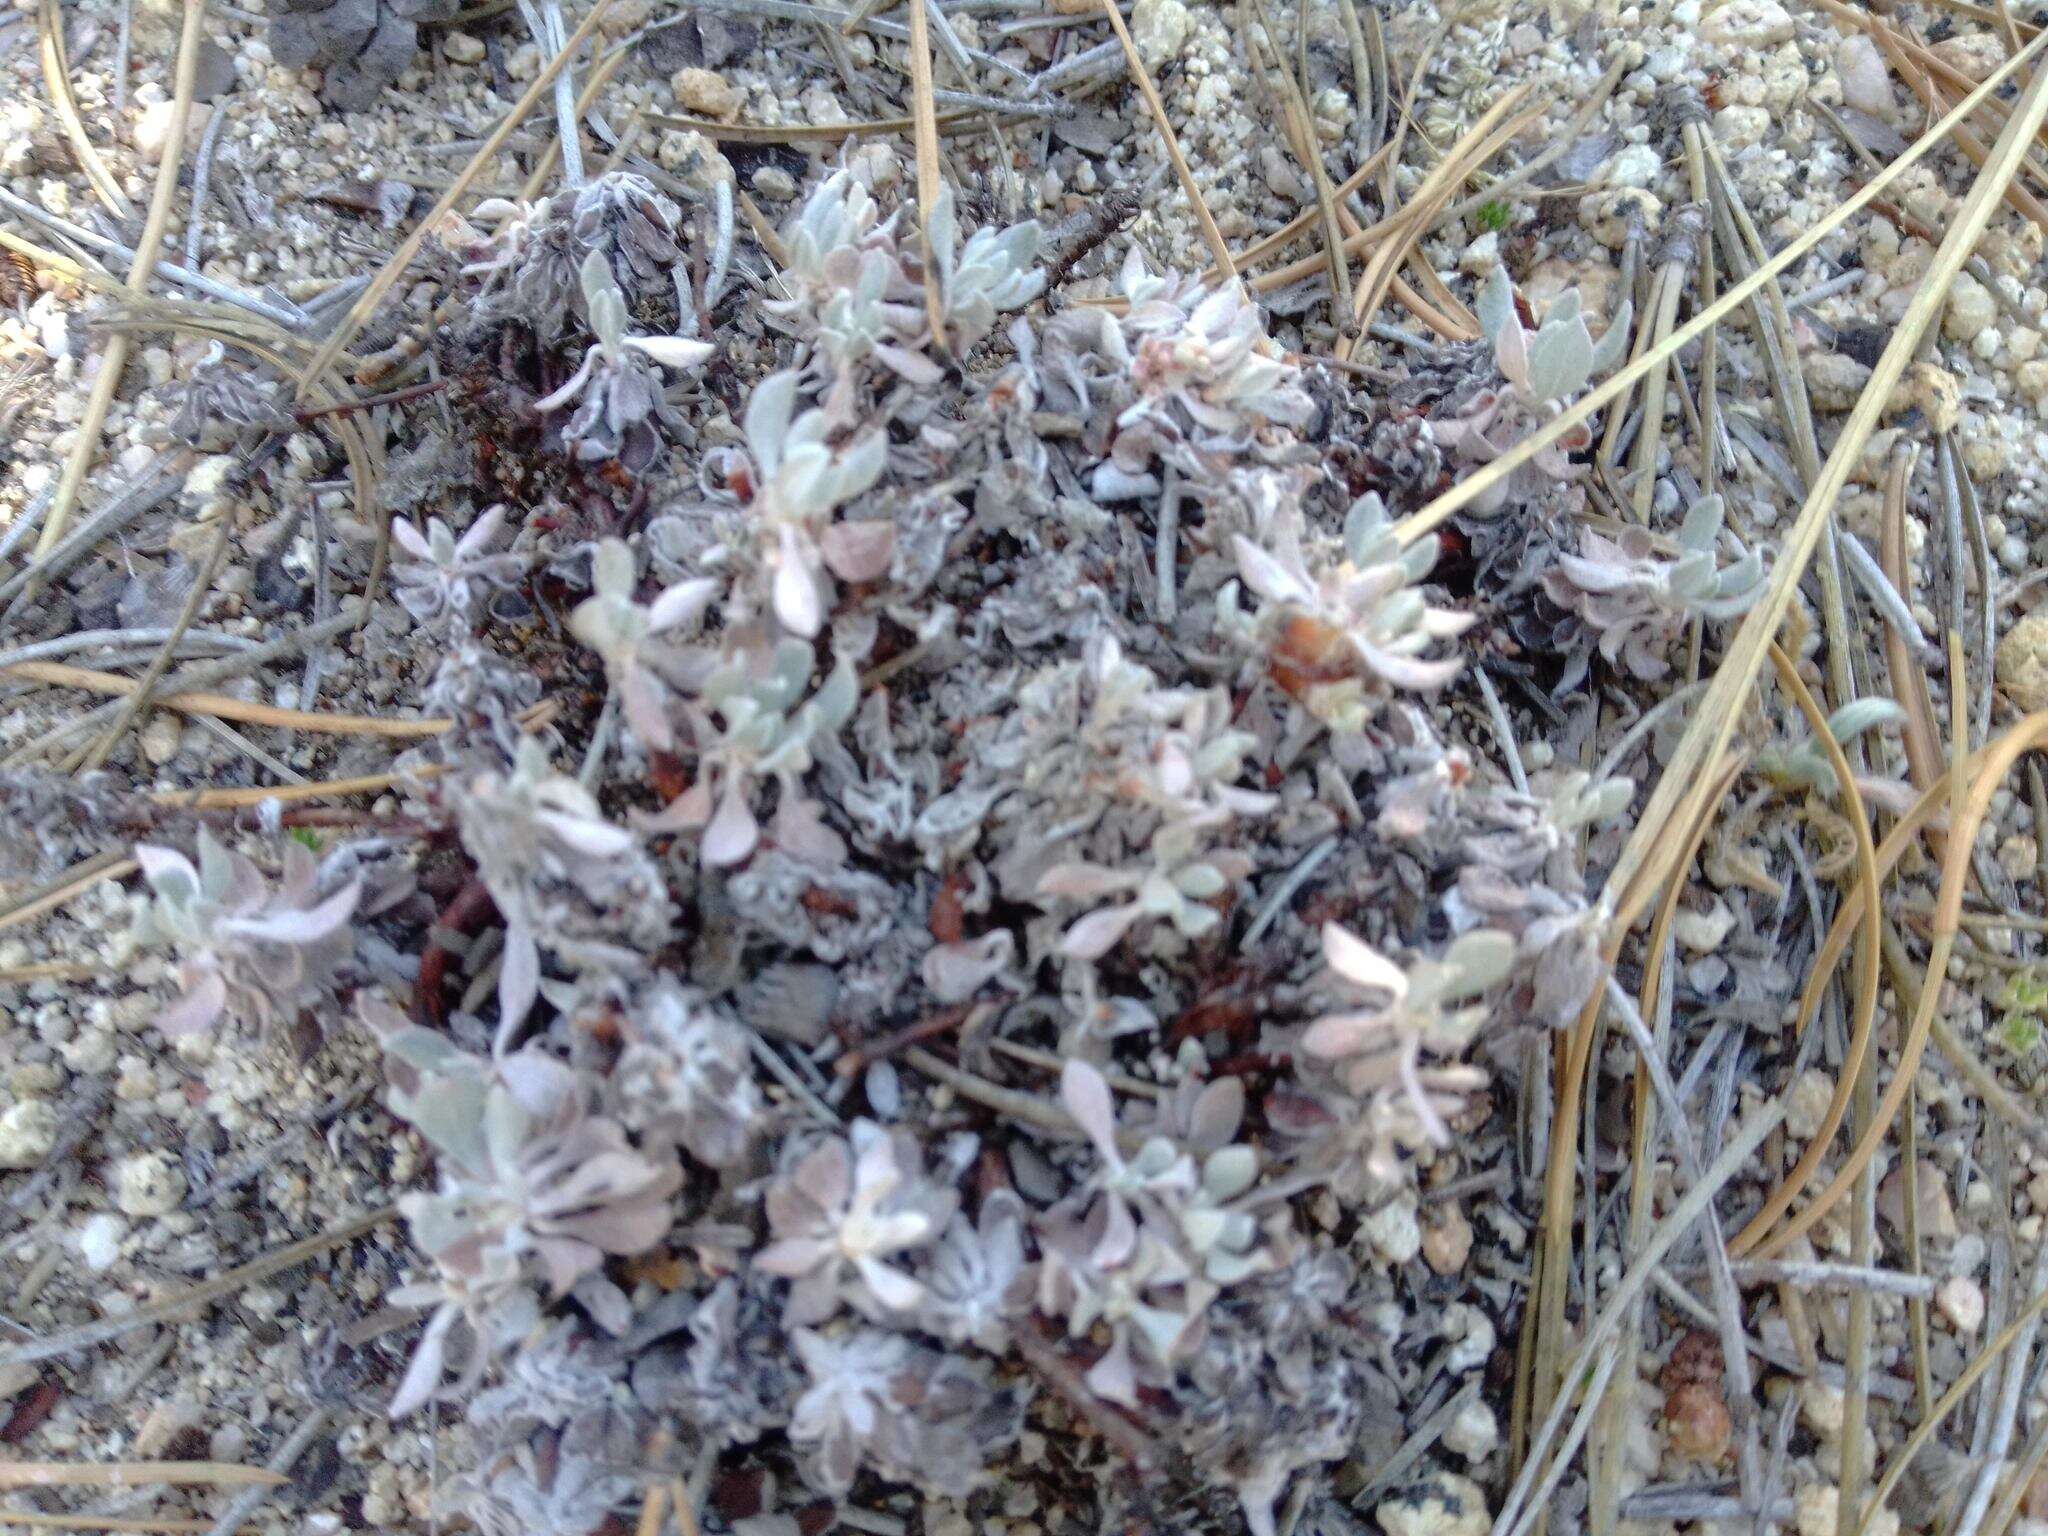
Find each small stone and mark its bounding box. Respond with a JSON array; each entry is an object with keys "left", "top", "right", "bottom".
[
  {"left": 1578, "top": 188, "right": 1660, "bottom": 248},
  {"left": 1931, "top": 30, "right": 2006, "bottom": 81},
  {"left": 671, "top": 66, "right": 741, "bottom": 120},
  {"left": 134, "top": 99, "right": 212, "bottom": 164},
  {"left": 442, "top": 31, "right": 486, "bottom": 64},
  {"left": 1713, "top": 104, "right": 1772, "bottom": 151},
  {"left": 1664, "top": 1381, "right": 1732, "bottom": 1462},
  {"left": 1128, "top": 0, "right": 1190, "bottom": 68},
  {"left": 192, "top": 37, "right": 238, "bottom": 102},
  {"left": 1361, "top": 1195, "right": 1421, "bottom": 1265},
  {"left": 1963, "top": 431, "right": 2008, "bottom": 480},
  {"left": 1441, "top": 1399, "right": 1498, "bottom": 1463},
  {"left": 1938, "top": 1276, "right": 1986, "bottom": 1333},
  {"left": 1460, "top": 231, "right": 1500, "bottom": 277},
  {"left": 140, "top": 713, "right": 182, "bottom": 765},
  {"left": 1422, "top": 1203, "right": 1473, "bottom": 1274},
  {"left": 1998, "top": 612, "right": 2048, "bottom": 713},
  {"left": 1700, "top": 0, "right": 1795, "bottom": 48},
  {"left": 1944, "top": 271, "right": 1999, "bottom": 342},
  {"left": 1673, "top": 898, "right": 1735, "bottom": 953},
  {"left": 1784, "top": 1069, "right": 1834, "bottom": 1140},
  {"left": 2017, "top": 358, "right": 2048, "bottom": 411},
  {"left": 77, "top": 1213, "right": 125, "bottom": 1271},
  {"left": 1376, "top": 1473, "right": 1491, "bottom": 1536},
  {"left": 1878, "top": 1158, "right": 1959, "bottom": 1239},
  {"left": 1600, "top": 143, "right": 1662, "bottom": 190},
  {"left": 113, "top": 1151, "right": 186, "bottom": 1217},
  {"left": 0, "top": 1100, "right": 58, "bottom": 1169},
  {"left": 1889, "top": 360, "right": 1962, "bottom": 434},
  {"left": 1800, "top": 1379, "right": 1845, "bottom": 1442},
  {"left": 1798, "top": 1486, "right": 1899, "bottom": 1536},
  {"left": 751, "top": 165, "right": 798, "bottom": 201},
  {"left": 134, "top": 1395, "right": 199, "bottom": 1458},
  {"left": 1837, "top": 33, "right": 1897, "bottom": 119},
  {"left": 1804, "top": 351, "right": 1872, "bottom": 412},
  {"left": 1440, "top": 1303, "right": 1494, "bottom": 1374}
]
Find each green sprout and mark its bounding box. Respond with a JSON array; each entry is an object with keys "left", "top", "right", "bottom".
[
  {"left": 1999, "top": 970, "right": 2048, "bottom": 1056},
  {"left": 290, "top": 827, "right": 324, "bottom": 852},
  {"left": 1474, "top": 199, "right": 1512, "bottom": 234}
]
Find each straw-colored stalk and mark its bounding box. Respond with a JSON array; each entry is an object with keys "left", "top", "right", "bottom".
[{"left": 32, "top": 0, "right": 207, "bottom": 560}]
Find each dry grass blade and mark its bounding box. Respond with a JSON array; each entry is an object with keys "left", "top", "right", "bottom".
[
  {"left": 1601, "top": 38, "right": 2048, "bottom": 940},
  {"left": 0, "top": 1206, "right": 394, "bottom": 1370},
  {"left": 1337, "top": 85, "right": 1536, "bottom": 355},
  {"left": 518, "top": 39, "right": 628, "bottom": 201},
  {"left": 38, "top": 0, "right": 132, "bottom": 220},
  {"left": 1242, "top": 0, "right": 1352, "bottom": 334},
  {"left": 1725, "top": 653, "right": 1883, "bottom": 1257},
  {"left": 0, "top": 661, "right": 462, "bottom": 738},
  {"left": 0, "top": 1514, "right": 253, "bottom": 1533},
  {"left": 906, "top": 0, "right": 949, "bottom": 350},
  {"left": 1391, "top": 26, "right": 2048, "bottom": 553},
  {"left": 0, "top": 850, "right": 137, "bottom": 936},
  {"left": 0, "top": 1466, "right": 285, "bottom": 1491},
  {"left": 1096, "top": 0, "right": 1236, "bottom": 282},
  {"left": 1496, "top": 1101, "right": 1784, "bottom": 1536},
  {"left": 1882, "top": 444, "right": 1948, "bottom": 825},
  {"left": 67, "top": 508, "right": 235, "bottom": 774},
  {"left": 1755, "top": 709, "right": 2048, "bottom": 1261},
  {"left": 1220, "top": 141, "right": 1394, "bottom": 276},
  {"left": 296, "top": 0, "right": 615, "bottom": 394},
  {"left": 32, "top": 0, "right": 206, "bottom": 560},
  {"left": 151, "top": 766, "right": 441, "bottom": 809},
  {"left": 646, "top": 107, "right": 1004, "bottom": 142},
  {"left": 1859, "top": 1285, "right": 2048, "bottom": 1536}
]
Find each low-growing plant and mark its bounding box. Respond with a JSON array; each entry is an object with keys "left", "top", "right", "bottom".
[{"left": 130, "top": 830, "right": 360, "bottom": 1037}]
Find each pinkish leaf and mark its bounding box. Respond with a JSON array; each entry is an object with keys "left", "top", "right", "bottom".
[
  {"left": 154, "top": 967, "right": 228, "bottom": 1038},
  {"left": 1036, "top": 862, "right": 1133, "bottom": 900},
  {"left": 1060, "top": 902, "right": 1140, "bottom": 959},
  {"left": 387, "top": 1303, "right": 458, "bottom": 1420},
  {"left": 818, "top": 519, "right": 896, "bottom": 584},
  {"left": 1060, "top": 1060, "right": 1118, "bottom": 1154},
  {"left": 1321, "top": 923, "right": 1405, "bottom": 996},
  {"left": 702, "top": 781, "right": 760, "bottom": 867}
]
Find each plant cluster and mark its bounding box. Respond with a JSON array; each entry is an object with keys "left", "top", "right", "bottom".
[{"left": 91, "top": 146, "right": 1739, "bottom": 1536}]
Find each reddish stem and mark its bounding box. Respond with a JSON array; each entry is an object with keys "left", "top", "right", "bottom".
[{"left": 413, "top": 875, "right": 497, "bottom": 1026}]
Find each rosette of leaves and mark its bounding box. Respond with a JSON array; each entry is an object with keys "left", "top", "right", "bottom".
[
  {"left": 1540, "top": 492, "right": 1765, "bottom": 680},
  {"left": 609, "top": 979, "right": 763, "bottom": 1168},
  {"left": 129, "top": 830, "right": 360, "bottom": 1037},
  {"left": 568, "top": 173, "right": 686, "bottom": 309},
  {"left": 736, "top": 369, "right": 892, "bottom": 637},
  {"left": 927, "top": 183, "right": 1045, "bottom": 351},
  {"left": 766, "top": 172, "right": 932, "bottom": 395},
  {"left": 1298, "top": 922, "right": 1515, "bottom": 1147},
  {"left": 1434, "top": 265, "right": 1631, "bottom": 515},
  {"left": 788, "top": 1329, "right": 1024, "bottom": 1496},
  {"left": 754, "top": 1119, "right": 957, "bottom": 1324},
  {"left": 566, "top": 537, "right": 718, "bottom": 751},
  {"left": 1074, "top": 252, "right": 1315, "bottom": 498},
  {"left": 533, "top": 252, "right": 712, "bottom": 469},
  {"left": 1754, "top": 696, "right": 1914, "bottom": 812},
  {"left": 650, "top": 638, "right": 860, "bottom": 868},
  {"left": 1226, "top": 492, "right": 1473, "bottom": 724},
  {"left": 1036, "top": 821, "right": 1254, "bottom": 960},
  {"left": 374, "top": 1022, "right": 682, "bottom": 1417},
  {"left": 390, "top": 505, "right": 525, "bottom": 628},
  {"left": 464, "top": 173, "right": 687, "bottom": 340}
]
